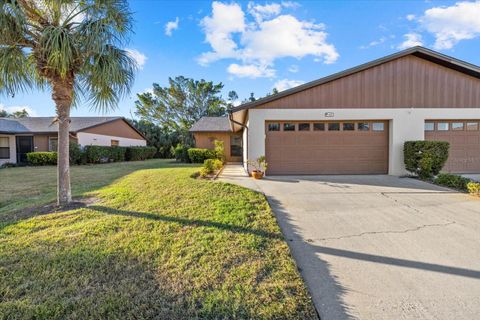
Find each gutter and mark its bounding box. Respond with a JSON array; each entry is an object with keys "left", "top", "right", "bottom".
[{"left": 228, "top": 110, "right": 248, "bottom": 168}]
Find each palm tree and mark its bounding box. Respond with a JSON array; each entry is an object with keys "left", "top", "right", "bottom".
[{"left": 0, "top": 0, "right": 136, "bottom": 206}]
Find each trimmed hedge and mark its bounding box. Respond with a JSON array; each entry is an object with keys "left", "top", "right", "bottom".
[
  {"left": 84, "top": 146, "right": 113, "bottom": 164},
  {"left": 174, "top": 144, "right": 190, "bottom": 163},
  {"left": 188, "top": 148, "right": 217, "bottom": 163},
  {"left": 200, "top": 158, "right": 223, "bottom": 177},
  {"left": 125, "top": 146, "right": 156, "bottom": 161},
  {"left": 404, "top": 141, "right": 449, "bottom": 179},
  {"left": 434, "top": 173, "right": 470, "bottom": 191},
  {"left": 69, "top": 142, "right": 83, "bottom": 165},
  {"left": 27, "top": 152, "right": 57, "bottom": 166}
]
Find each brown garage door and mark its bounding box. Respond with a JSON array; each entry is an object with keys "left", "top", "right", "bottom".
[
  {"left": 425, "top": 120, "right": 480, "bottom": 173},
  {"left": 265, "top": 121, "right": 389, "bottom": 175}
]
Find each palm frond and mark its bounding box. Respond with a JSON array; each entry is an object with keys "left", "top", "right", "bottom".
[{"left": 0, "top": 46, "right": 38, "bottom": 95}]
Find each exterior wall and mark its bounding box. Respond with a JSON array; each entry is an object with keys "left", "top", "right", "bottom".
[
  {"left": 33, "top": 134, "right": 56, "bottom": 152},
  {"left": 247, "top": 108, "right": 480, "bottom": 175},
  {"left": 76, "top": 132, "right": 146, "bottom": 147},
  {"left": 193, "top": 132, "right": 242, "bottom": 162},
  {"left": 0, "top": 134, "right": 16, "bottom": 165},
  {"left": 243, "top": 119, "right": 249, "bottom": 170},
  {"left": 258, "top": 55, "right": 480, "bottom": 109},
  {"left": 82, "top": 119, "right": 144, "bottom": 140}
]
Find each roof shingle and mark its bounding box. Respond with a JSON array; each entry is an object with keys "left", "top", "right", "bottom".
[
  {"left": 0, "top": 117, "right": 122, "bottom": 134},
  {"left": 189, "top": 117, "right": 232, "bottom": 132}
]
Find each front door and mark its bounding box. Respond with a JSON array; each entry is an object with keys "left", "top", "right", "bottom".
[{"left": 16, "top": 136, "right": 33, "bottom": 164}]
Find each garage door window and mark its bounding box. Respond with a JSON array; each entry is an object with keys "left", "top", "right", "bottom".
[
  {"left": 358, "top": 123, "right": 369, "bottom": 131},
  {"left": 268, "top": 123, "right": 280, "bottom": 131},
  {"left": 437, "top": 122, "right": 449, "bottom": 131},
  {"left": 313, "top": 123, "right": 325, "bottom": 131},
  {"left": 328, "top": 123, "right": 340, "bottom": 131},
  {"left": 343, "top": 123, "right": 355, "bottom": 131},
  {"left": 283, "top": 123, "right": 295, "bottom": 131},
  {"left": 299, "top": 123, "right": 310, "bottom": 131},
  {"left": 424, "top": 122, "right": 434, "bottom": 131},
  {"left": 452, "top": 122, "right": 464, "bottom": 131},
  {"left": 372, "top": 122, "right": 384, "bottom": 131},
  {"left": 467, "top": 122, "right": 479, "bottom": 131}
]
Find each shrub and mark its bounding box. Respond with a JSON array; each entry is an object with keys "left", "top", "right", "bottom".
[
  {"left": 174, "top": 144, "right": 190, "bottom": 162},
  {"left": 188, "top": 148, "right": 216, "bottom": 163},
  {"left": 69, "top": 142, "right": 83, "bottom": 165},
  {"left": 434, "top": 173, "right": 470, "bottom": 191},
  {"left": 467, "top": 182, "right": 480, "bottom": 195},
  {"left": 125, "top": 146, "right": 156, "bottom": 161},
  {"left": 27, "top": 152, "right": 57, "bottom": 166},
  {"left": 214, "top": 140, "right": 226, "bottom": 163},
  {"left": 404, "top": 141, "right": 449, "bottom": 179},
  {"left": 84, "top": 146, "right": 112, "bottom": 164},
  {"left": 110, "top": 146, "right": 127, "bottom": 162}
]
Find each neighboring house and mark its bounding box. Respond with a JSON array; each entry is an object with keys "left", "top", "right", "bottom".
[
  {"left": 190, "top": 117, "right": 243, "bottom": 162},
  {"left": 0, "top": 117, "right": 146, "bottom": 165},
  {"left": 192, "top": 46, "right": 480, "bottom": 175}
]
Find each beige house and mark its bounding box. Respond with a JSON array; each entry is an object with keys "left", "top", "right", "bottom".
[
  {"left": 0, "top": 117, "right": 146, "bottom": 165},
  {"left": 191, "top": 46, "right": 480, "bottom": 175}
]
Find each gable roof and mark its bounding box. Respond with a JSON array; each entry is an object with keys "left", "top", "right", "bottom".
[
  {"left": 189, "top": 117, "right": 232, "bottom": 132},
  {"left": 0, "top": 117, "right": 146, "bottom": 139},
  {"left": 232, "top": 46, "right": 480, "bottom": 112}
]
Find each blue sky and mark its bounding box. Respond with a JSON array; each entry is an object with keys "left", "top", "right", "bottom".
[{"left": 2, "top": 0, "right": 480, "bottom": 118}]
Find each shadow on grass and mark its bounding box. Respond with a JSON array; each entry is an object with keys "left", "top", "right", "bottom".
[{"left": 90, "top": 205, "right": 283, "bottom": 240}]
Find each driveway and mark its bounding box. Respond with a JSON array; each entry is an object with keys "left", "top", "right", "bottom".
[{"left": 252, "top": 175, "right": 480, "bottom": 320}]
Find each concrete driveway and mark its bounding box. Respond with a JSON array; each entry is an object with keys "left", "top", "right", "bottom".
[{"left": 252, "top": 175, "right": 480, "bottom": 320}]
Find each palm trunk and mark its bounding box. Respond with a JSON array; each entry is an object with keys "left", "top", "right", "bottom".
[{"left": 52, "top": 80, "right": 73, "bottom": 206}]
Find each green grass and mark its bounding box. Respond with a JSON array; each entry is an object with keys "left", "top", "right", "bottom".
[{"left": 0, "top": 160, "right": 316, "bottom": 319}]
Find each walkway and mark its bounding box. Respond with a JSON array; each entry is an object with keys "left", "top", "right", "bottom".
[{"left": 217, "top": 164, "right": 261, "bottom": 192}]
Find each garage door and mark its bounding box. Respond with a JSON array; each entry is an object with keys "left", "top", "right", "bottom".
[
  {"left": 265, "top": 121, "right": 389, "bottom": 175},
  {"left": 425, "top": 120, "right": 480, "bottom": 173}
]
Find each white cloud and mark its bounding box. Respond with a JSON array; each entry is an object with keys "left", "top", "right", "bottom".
[
  {"left": 0, "top": 104, "right": 37, "bottom": 116},
  {"left": 419, "top": 1, "right": 480, "bottom": 49},
  {"left": 125, "top": 48, "right": 147, "bottom": 69},
  {"left": 199, "top": 1, "right": 338, "bottom": 78},
  {"left": 397, "top": 33, "right": 423, "bottom": 49},
  {"left": 288, "top": 64, "right": 299, "bottom": 73},
  {"left": 273, "top": 79, "right": 305, "bottom": 91},
  {"left": 165, "top": 17, "right": 179, "bottom": 36},
  {"left": 406, "top": 14, "right": 416, "bottom": 21},
  {"left": 227, "top": 63, "right": 275, "bottom": 78}
]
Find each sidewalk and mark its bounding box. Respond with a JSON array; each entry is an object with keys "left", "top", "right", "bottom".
[{"left": 217, "top": 164, "right": 261, "bottom": 192}]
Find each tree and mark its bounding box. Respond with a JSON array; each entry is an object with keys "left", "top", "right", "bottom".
[
  {"left": 226, "top": 90, "right": 238, "bottom": 112},
  {"left": 135, "top": 76, "right": 226, "bottom": 143},
  {"left": 0, "top": 1, "right": 136, "bottom": 206},
  {"left": 0, "top": 108, "right": 28, "bottom": 118}
]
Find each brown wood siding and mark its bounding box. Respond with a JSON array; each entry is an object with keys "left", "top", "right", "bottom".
[
  {"left": 33, "top": 134, "right": 78, "bottom": 151},
  {"left": 81, "top": 119, "right": 144, "bottom": 140},
  {"left": 425, "top": 120, "right": 480, "bottom": 173},
  {"left": 258, "top": 55, "right": 480, "bottom": 109},
  {"left": 193, "top": 132, "right": 242, "bottom": 162},
  {"left": 265, "top": 121, "right": 389, "bottom": 175}
]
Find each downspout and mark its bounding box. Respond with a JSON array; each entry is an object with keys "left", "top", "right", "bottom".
[{"left": 228, "top": 110, "right": 248, "bottom": 170}]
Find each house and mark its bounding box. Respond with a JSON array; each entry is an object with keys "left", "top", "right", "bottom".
[
  {"left": 189, "top": 117, "right": 243, "bottom": 163},
  {"left": 0, "top": 117, "right": 146, "bottom": 165},
  {"left": 192, "top": 46, "right": 480, "bottom": 175}
]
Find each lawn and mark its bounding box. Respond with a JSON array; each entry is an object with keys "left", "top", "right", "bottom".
[{"left": 0, "top": 160, "right": 316, "bottom": 319}]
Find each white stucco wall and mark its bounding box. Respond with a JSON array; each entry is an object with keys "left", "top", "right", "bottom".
[
  {"left": 246, "top": 108, "right": 480, "bottom": 176},
  {"left": 0, "top": 135, "right": 17, "bottom": 165},
  {"left": 76, "top": 132, "right": 146, "bottom": 147}
]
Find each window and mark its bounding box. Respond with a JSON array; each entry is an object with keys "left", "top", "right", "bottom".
[
  {"left": 268, "top": 123, "right": 280, "bottom": 131},
  {"left": 437, "top": 122, "right": 449, "bottom": 131},
  {"left": 283, "top": 123, "right": 295, "bottom": 131},
  {"left": 467, "top": 122, "right": 479, "bottom": 131},
  {"left": 298, "top": 123, "right": 310, "bottom": 131},
  {"left": 313, "top": 123, "right": 325, "bottom": 131},
  {"left": 111, "top": 140, "right": 120, "bottom": 146},
  {"left": 230, "top": 135, "right": 242, "bottom": 157},
  {"left": 343, "top": 123, "right": 355, "bottom": 131},
  {"left": 328, "top": 123, "right": 340, "bottom": 131},
  {"left": 0, "top": 137, "right": 9, "bottom": 159},
  {"left": 424, "top": 122, "right": 434, "bottom": 131},
  {"left": 48, "top": 137, "right": 58, "bottom": 151},
  {"left": 372, "top": 122, "right": 384, "bottom": 131},
  {"left": 451, "top": 122, "right": 464, "bottom": 131},
  {"left": 357, "top": 123, "right": 369, "bottom": 131}
]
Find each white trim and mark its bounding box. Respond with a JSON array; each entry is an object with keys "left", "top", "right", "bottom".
[
  {"left": 0, "top": 135, "right": 16, "bottom": 165},
  {"left": 247, "top": 108, "right": 480, "bottom": 175}
]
